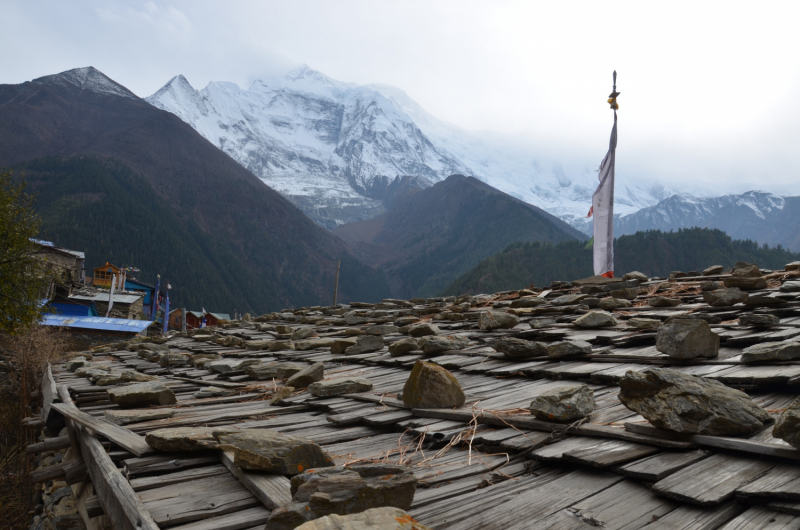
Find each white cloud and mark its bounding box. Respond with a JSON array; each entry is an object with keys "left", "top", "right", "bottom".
[{"left": 2, "top": 0, "right": 800, "bottom": 194}]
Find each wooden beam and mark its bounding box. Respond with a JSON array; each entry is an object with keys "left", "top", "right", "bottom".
[
  {"left": 625, "top": 423, "right": 800, "bottom": 461},
  {"left": 51, "top": 402, "right": 154, "bottom": 457},
  {"left": 57, "top": 384, "right": 160, "bottom": 530},
  {"left": 26, "top": 435, "right": 72, "bottom": 454},
  {"left": 220, "top": 451, "right": 292, "bottom": 510},
  {"left": 410, "top": 409, "right": 694, "bottom": 449}
]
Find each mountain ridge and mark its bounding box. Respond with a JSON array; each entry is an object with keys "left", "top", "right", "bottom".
[
  {"left": 146, "top": 66, "right": 676, "bottom": 230},
  {"left": 0, "top": 66, "right": 390, "bottom": 311}
]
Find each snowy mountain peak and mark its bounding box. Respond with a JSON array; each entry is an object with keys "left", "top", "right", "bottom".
[
  {"left": 145, "top": 65, "right": 676, "bottom": 231},
  {"left": 34, "top": 67, "right": 137, "bottom": 99}
]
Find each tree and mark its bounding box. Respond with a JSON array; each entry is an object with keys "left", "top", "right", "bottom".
[{"left": 0, "top": 169, "right": 51, "bottom": 333}]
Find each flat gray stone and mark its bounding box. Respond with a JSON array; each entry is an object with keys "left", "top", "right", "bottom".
[
  {"left": 216, "top": 429, "right": 333, "bottom": 475},
  {"left": 723, "top": 277, "right": 768, "bottom": 290},
  {"left": 491, "top": 337, "right": 547, "bottom": 359},
  {"left": 207, "top": 359, "right": 261, "bottom": 373},
  {"left": 739, "top": 313, "right": 780, "bottom": 327},
  {"left": 774, "top": 398, "right": 800, "bottom": 449},
  {"left": 295, "top": 338, "right": 337, "bottom": 351},
  {"left": 599, "top": 297, "right": 632, "bottom": 310},
  {"left": 546, "top": 340, "right": 592, "bottom": 358},
  {"left": 245, "top": 362, "right": 305, "bottom": 380},
  {"left": 344, "top": 335, "right": 384, "bottom": 355},
  {"left": 551, "top": 294, "right": 588, "bottom": 306},
  {"left": 700, "top": 281, "right": 724, "bottom": 291},
  {"left": 308, "top": 378, "right": 373, "bottom": 397},
  {"left": 330, "top": 338, "right": 359, "bottom": 354},
  {"left": 627, "top": 318, "right": 661, "bottom": 330},
  {"left": 104, "top": 408, "right": 175, "bottom": 426},
  {"left": 365, "top": 325, "right": 398, "bottom": 335},
  {"left": 573, "top": 311, "right": 617, "bottom": 329},
  {"left": 107, "top": 381, "right": 177, "bottom": 408},
  {"left": 623, "top": 271, "right": 648, "bottom": 282},
  {"left": 648, "top": 296, "right": 681, "bottom": 307},
  {"left": 389, "top": 338, "right": 419, "bottom": 357},
  {"left": 145, "top": 427, "right": 237, "bottom": 451},
  {"left": 408, "top": 323, "right": 440, "bottom": 337},
  {"left": 741, "top": 341, "right": 800, "bottom": 363},
  {"left": 478, "top": 310, "right": 520, "bottom": 330},
  {"left": 656, "top": 319, "right": 719, "bottom": 360},
  {"left": 703, "top": 265, "right": 724, "bottom": 275},
  {"left": 618, "top": 368, "right": 771, "bottom": 436},
  {"left": 286, "top": 362, "right": 325, "bottom": 387},
  {"left": 417, "top": 335, "right": 469, "bottom": 354},
  {"left": 530, "top": 385, "right": 596, "bottom": 423},
  {"left": 510, "top": 296, "right": 546, "bottom": 308},
  {"left": 193, "top": 386, "right": 236, "bottom": 399},
  {"left": 159, "top": 353, "right": 191, "bottom": 367},
  {"left": 703, "top": 288, "right": 749, "bottom": 307},
  {"left": 291, "top": 328, "right": 318, "bottom": 341}
]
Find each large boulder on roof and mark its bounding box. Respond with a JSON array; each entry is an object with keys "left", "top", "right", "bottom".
[
  {"left": 703, "top": 288, "right": 749, "bottom": 307},
  {"left": 530, "top": 385, "right": 596, "bottom": 423},
  {"left": 215, "top": 429, "right": 333, "bottom": 475},
  {"left": 308, "top": 378, "right": 373, "bottom": 397},
  {"left": 478, "top": 310, "right": 519, "bottom": 330},
  {"left": 656, "top": 319, "right": 719, "bottom": 360},
  {"left": 741, "top": 341, "right": 800, "bottom": 363},
  {"left": 773, "top": 398, "right": 800, "bottom": 449},
  {"left": 266, "top": 465, "right": 417, "bottom": 530},
  {"left": 402, "top": 361, "right": 465, "bottom": 409},
  {"left": 618, "top": 368, "right": 771, "bottom": 436},
  {"left": 491, "top": 337, "right": 547, "bottom": 359}
]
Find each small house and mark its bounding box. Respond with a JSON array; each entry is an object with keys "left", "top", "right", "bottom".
[
  {"left": 92, "top": 263, "right": 122, "bottom": 289},
  {"left": 185, "top": 311, "right": 231, "bottom": 329}
]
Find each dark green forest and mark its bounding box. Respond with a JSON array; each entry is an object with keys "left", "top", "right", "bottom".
[
  {"left": 17, "top": 156, "right": 389, "bottom": 313},
  {"left": 441, "top": 228, "right": 800, "bottom": 296}
]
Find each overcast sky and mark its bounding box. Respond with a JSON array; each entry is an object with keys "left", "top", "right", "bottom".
[{"left": 3, "top": 1, "right": 800, "bottom": 195}]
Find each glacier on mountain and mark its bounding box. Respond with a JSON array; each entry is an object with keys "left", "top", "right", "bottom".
[{"left": 146, "top": 65, "right": 674, "bottom": 230}]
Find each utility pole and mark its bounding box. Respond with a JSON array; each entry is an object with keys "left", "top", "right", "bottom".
[{"left": 332, "top": 260, "right": 341, "bottom": 307}]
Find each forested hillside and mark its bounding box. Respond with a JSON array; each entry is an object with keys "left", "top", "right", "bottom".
[
  {"left": 17, "top": 156, "right": 388, "bottom": 312},
  {"left": 442, "top": 228, "right": 800, "bottom": 296},
  {"left": 0, "top": 67, "right": 391, "bottom": 313}
]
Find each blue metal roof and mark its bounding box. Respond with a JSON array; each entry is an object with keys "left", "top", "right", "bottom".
[{"left": 42, "top": 315, "right": 152, "bottom": 333}]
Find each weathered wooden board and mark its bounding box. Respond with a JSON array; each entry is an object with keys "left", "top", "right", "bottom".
[
  {"left": 653, "top": 453, "right": 775, "bottom": 506},
  {"left": 716, "top": 506, "right": 800, "bottom": 529},
  {"left": 220, "top": 451, "right": 291, "bottom": 510},
  {"left": 617, "top": 449, "right": 710, "bottom": 481},
  {"left": 139, "top": 474, "right": 261, "bottom": 527},
  {"left": 736, "top": 464, "right": 800, "bottom": 500},
  {"left": 561, "top": 439, "right": 660, "bottom": 468},
  {"left": 51, "top": 402, "right": 153, "bottom": 457},
  {"left": 162, "top": 506, "right": 271, "bottom": 530}
]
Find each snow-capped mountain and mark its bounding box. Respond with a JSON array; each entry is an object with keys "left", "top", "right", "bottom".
[
  {"left": 615, "top": 191, "right": 800, "bottom": 251},
  {"left": 36, "top": 66, "right": 137, "bottom": 99},
  {"left": 146, "top": 65, "right": 674, "bottom": 229}
]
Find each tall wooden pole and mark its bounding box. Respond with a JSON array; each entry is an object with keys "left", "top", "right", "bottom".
[
  {"left": 332, "top": 260, "right": 341, "bottom": 307},
  {"left": 181, "top": 308, "right": 187, "bottom": 333}
]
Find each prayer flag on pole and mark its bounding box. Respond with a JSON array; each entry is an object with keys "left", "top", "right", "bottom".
[
  {"left": 106, "top": 274, "right": 116, "bottom": 317},
  {"left": 162, "top": 288, "right": 170, "bottom": 334},
  {"left": 587, "top": 71, "right": 619, "bottom": 278}
]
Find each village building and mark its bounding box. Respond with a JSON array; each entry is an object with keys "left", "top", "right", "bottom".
[
  {"left": 90, "top": 262, "right": 121, "bottom": 289},
  {"left": 185, "top": 310, "right": 231, "bottom": 329},
  {"left": 68, "top": 292, "right": 144, "bottom": 320}
]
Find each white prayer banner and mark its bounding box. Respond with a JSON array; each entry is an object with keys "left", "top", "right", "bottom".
[
  {"left": 591, "top": 113, "right": 617, "bottom": 276},
  {"left": 106, "top": 274, "right": 116, "bottom": 317}
]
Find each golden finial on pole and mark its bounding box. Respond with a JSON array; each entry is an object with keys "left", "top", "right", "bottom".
[{"left": 608, "top": 70, "right": 620, "bottom": 110}]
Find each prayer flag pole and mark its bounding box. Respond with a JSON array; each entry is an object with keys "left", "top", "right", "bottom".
[{"left": 587, "top": 71, "right": 619, "bottom": 278}]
